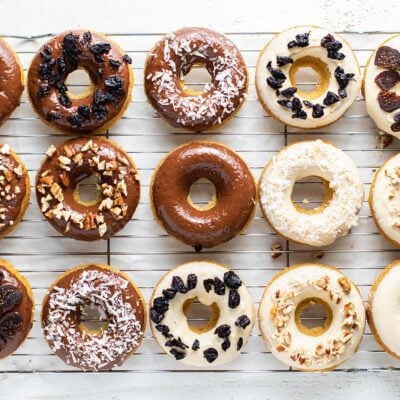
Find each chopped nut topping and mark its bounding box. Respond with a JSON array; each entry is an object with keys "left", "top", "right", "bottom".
[
  {"left": 0, "top": 144, "right": 10, "bottom": 155},
  {"left": 98, "top": 223, "right": 107, "bottom": 237},
  {"left": 270, "top": 243, "right": 283, "bottom": 259},
  {"left": 46, "top": 145, "right": 56, "bottom": 157},
  {"left": 338, "top": 277, "right": 351, "bottom": 294}
]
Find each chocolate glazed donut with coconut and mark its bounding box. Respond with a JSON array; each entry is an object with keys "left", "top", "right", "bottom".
[
  {"left": 144, "top": 27, "right": 248, "bottom": 131},
  {"left": 27, "top": 30, "right": 133, "bottom": 134},
  {"left": 256, "top": 26, "right": 361, "bottom": 129}
]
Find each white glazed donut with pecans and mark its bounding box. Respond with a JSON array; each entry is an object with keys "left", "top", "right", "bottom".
[
  {"left": 258, "top": 264, "right": 365, "bottom": 371},
  {"left": 255, "top": 26, "right": 361, "bottom": 129},
  {"left": 258, "top": 140, "right": 364, "bottom": 246},
  {"left": 149, "top": 261, "right": 255, "bottom": 366},
  {"left": 36, "top": 137, "right": 140, "bottom": 241}
]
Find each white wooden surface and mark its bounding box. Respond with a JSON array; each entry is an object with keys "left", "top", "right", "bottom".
[{"left": 2, "top": 0, "right": 400, "bottom": 398}]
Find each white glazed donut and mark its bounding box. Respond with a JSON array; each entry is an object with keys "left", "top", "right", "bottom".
[
  {"left": 258, "top": 140, "right": 364, "bottom": 246},
  {"left": 259, "top": 263, "right": 365, "bottom": 371},
  {"left": 367, "top": 260, "right": 400, "bottom": 359},
  {"left": 149, "top": 261, "right": 255, "bottom": 366},
  {"left": 369, "top": 153, "right": 400, "bottom": 246},
  {"left": 364, "top": 35, "right": 400, "bottom": 138},
  {"left": 255, "top": 26, "right": 361, "bottom": 129}
]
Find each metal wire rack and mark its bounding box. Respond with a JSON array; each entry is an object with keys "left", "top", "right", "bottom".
[{"left": 1, "top": 30, "right": 399, "bottom": 374}]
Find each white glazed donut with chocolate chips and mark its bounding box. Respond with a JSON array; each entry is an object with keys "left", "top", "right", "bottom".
[
  {"left": 364, "top": 35, "right": 400, "bottom": 138},
  {"left": 149, "top": 261, "right": 255, "bottom": 366},
  {"left": 255, "top": 26, "right": 361, "bottom": 129},
  {"left": 259, "top": 264, "right": 365, "bottom": 371}
]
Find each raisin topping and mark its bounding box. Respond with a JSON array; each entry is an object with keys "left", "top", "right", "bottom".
[
  {"left": 267, "top": 76, "right": 285, "bottom": 90},
  {"left": 292, "top": 109, "right": 307, "bottom": 119},
  {"left": 221, "top": 339, "right": 231, "bottom": 351},
  {"left": 276, "top": 56, "right": 293, "bottom": 67},
  {"left": 334, "top": 66, "right": 355, "bottom": 98},
  {"left": 223, "top": 271, "right": 242, "bottom": 289},
  {"left": 280, "top": 87, "right": 297, "bottom": 98},
  {"left": 92, "top": 104, "right": 108, "bottom": 120},
  {"left": 77, "top": 105, "right": 91, "bottom": 121},
  {"left": 228, "top": 290, "right": 240, "bottom": 309},
  {"left": 375, "top": 46, "right": 400, "bottom": 69},
  {"left": 66, "top": 114, "right": 83, "bottom": 128},
  {"left": 152, "top": 296, "right": 169, "bottom": 313},
  {"left": 391, "top": 122, "right": 400, "bottom": 132},
  {"left": 192, "top": 339, "right": 200, "bottom": 351},
  {"left": 0, "top": 312, "right": 22, "bottom": 348},
  {"left": 37, "top": 84, "right": 51, "bottom": 98},
  {"left": 235, "top": 315, "right": 251, "bottom": 329},
  {"left": 186, "top": 274, "right": 197, "bottom": 291},
  {"left": 267, "top": 61, "right": 286, "bottom": 80},
  {"left": 214, "top": 324, "right": 231, "bottom": 338},
  {"left": 203, "top": 347, "right": 218, "bottom": 363},
  {"left": 237, "top": 337, "right": 244, "bottom": 351},
  {"left": 57, "top": 57, "right": 67, "bottom": 75},
  {"left": 59, "top": 93, "right": 72, "bottom": 107},
  {"left": 203, "top": 278, "right": 214, "bottom": 293},
  {"left": 109, "top": 59, "right": 122, "bottom": 70},
  {"left": 47, "top": 111, "right": 63, "bottom": 121},
  {"left": 303, "top": 100, "right": 325, "bottom": 118},
  {"left": 378, "top": 91, "right": 400, "bottom": 112},
  {"left": 0, "top": 270, "right": 4, "bottom": 282},
  {"left": 91, "top": 43, "right": 111, "bottom": 62},
  {"left": 150, "top": 307, "right": 164, "bottom": 323},
  {"left": 165, "top": 338, "right": 188, "bottom": 350},
  {"left": 155, "top": 324, "right": 172, "bottom": 338},
  {"left": 288, "top": 32, "right": 310, "bottom": 49},
  {"left": 162, "top": 288, "right": 177, "bottom": 300},
  {"left": 93, "top": 89, "right": 111, "bottom": 105},
  {"left": 375, "top": 70, "right": 400, "bottom": 90},
  {"left": 62, "top": 33, "right": 80, "bottom": 69},
  {"left": 214, "top": 277, "right": 226, "bottom": 295},
  {"left": 170, "top": 348, "right": 186, "bottom": 360},
  {"left": 323, "top": 91, "right": 340, "bottom": 106},
  {"left": 123, "top": 54, "right": 132, "bottom": 64},
  {"left": 40, "top": 45, "right": 53, "bottom": 63},
  {"left": 0, "top": 285, "right": 22, "bottom": 315},
  {"left": 321, "top": 34, "right": 345, "bottom": 60},
  {"left": 55, "top": 80, "right": 68, "bottom": 93},
  {"left": 171, "top": 276, "right": 187, "bottom": 294},
  {"left": 104, "top": 75, "right": 125, "bottom": 96},
  {"left": 82, "top": 31, "right": 92, "bottom": 45}
]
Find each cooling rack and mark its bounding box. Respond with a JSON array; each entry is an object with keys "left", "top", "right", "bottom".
[{"left": 1, "top": 30, "right": 400, "bottom": 396}]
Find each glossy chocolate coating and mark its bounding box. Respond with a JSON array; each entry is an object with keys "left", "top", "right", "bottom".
[
  {"left": 0, "top": 263, "right": 34, "bottom": 359},
  {"left": 0, "top": 39, "right": 23, "bottom": 125},
  {"left": 36, "top": 137, "right": 140, "bottom": 241},
  {"left": 28, "top": 30, "right": 132, "bottom": 133},
  {"left": 144, "top": 27, "right": 248, "bottom": 131},
  {"left": 151, "top": 141, "right": 256, "bottom": 248},
  {"left": 41, "top": 264, "right": 146, "bottom": 371}
]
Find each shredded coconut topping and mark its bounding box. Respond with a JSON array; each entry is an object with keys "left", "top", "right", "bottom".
[{"left": 43, "top": 268, "right": 143, "bottom": 371}]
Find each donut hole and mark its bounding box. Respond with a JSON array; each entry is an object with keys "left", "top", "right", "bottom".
[
  {"left": 74, "top": 175, "right": 102, "bottom": 206},
  {"left": 295, "top": 298, "right": 332, "bottom": 337},
  {"left": 187, "top": 178, "right": 217, "bottom": 211},
  {"left": 181, "top": 64, "right": 212, "bottom": 95},
  {"left": 183, "top": 297, "right": 220, "bottom": 333},
  {"left": 65, "top": 68, "right": 94, "bottom": 99},
  {"left": 289, "top": 56, "right": 329, "bottom": 101},
  {"left": 79, "top": 304, "right": 109, "bottom": 335},
  {"left": 291, "top": 176, "right": 333, "bottom": 213}
]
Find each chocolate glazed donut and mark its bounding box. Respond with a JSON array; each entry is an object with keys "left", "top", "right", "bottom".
[
  {"left": 150, "top": 141, "right": 256, "bottom": 250},
  {"left": 27, "top": 30, "right": 133, "bottom": 134},
  {"left": 0, "top": 39, "right": 24, "bottom": 125}
]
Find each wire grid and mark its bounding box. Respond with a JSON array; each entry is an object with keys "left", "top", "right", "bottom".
[{"left": 0, "top": 31, "right": 399, "bottom": 374}]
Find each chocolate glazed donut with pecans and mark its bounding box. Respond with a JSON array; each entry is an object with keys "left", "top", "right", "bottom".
[
  {"left": 36, "top": 137, "right": 140, "bottom": 241},
  {"left": 27, "top": 30, "right": 133, "bottom": 134}
]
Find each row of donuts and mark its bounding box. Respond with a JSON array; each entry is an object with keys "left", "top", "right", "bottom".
[
  {"left": 0, "top": 26, "right": 398, "bottom": 137},
  {"left": 1, "top": 257, "right": 400, "bottom": 372}
]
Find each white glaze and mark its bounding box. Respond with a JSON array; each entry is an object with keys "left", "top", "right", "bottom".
[
  {"left": 255, "top": 26, "right": 361, "bottom": 128},
  {"left": 150, "top": 262, "right": 255, "bottom": 367},
  {"left": 370, "top": 153, "right": 400, "bottom": 245},
  {"left": 369, "top": 261, "right": 400, "bottom": 357},
  {"left": 364, "top": 34, "right": 400, "bottom": 138},
  {"left": 259, "top": 264, "right": 365, "bottom": 371},
  {"left": 259, "top": 140, "right": 364, "bottom": 246}
]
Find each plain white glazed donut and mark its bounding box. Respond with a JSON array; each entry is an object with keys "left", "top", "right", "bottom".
[
  {"left": 255, "top": 26, "right": 361, "bottom": 129},
  {"left": 258, "top": 140, "right": 364, "bottom": 246},
  {"left": 259, "top": 263, "right": 365, "bottom": 371},
  {"left": 364, "top": 35, "right": 400, "bottom": 138},
  {"left": 369, "top": 153, "right": 400, "bottom": 246},
  {"left": 149, "top": 261, "right": 255, "bottom": 366}
]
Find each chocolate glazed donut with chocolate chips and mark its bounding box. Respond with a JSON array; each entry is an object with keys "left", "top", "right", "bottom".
[
  {"left": 0, "top": 259, "right": 34, "bottom": 360},
  {"left": 27, "top": 30, "right": 133, "bottom": 134},
  {"left": 150, "top": 141, "right": 256, "bottom": 250}
]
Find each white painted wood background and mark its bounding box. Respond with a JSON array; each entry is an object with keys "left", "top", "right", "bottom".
[{"left": 1, "top": 0, "right": 400, "bottom": 398}]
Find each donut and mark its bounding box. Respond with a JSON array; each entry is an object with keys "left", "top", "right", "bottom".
[
  {"left": 367, "top": 260, "right": 400, "bottom": 360},
  {"left": 41, "top": 264, "right": 147, "bottom": 371},
  {"left": 0, "top": 38, "right": 24, "bottom": 125},
  {"left": 255, "top": 26, "right": 361, "bottom": 129},
  {"left": 363, "top": 35, "right": 400, "bottom": 138},
  {"left": 27, "top": 30, "right": 133, "bottom": 134},
  {"left": 258, "top": 140, "right": 364, "bottom": 246},
  {"left": 144, "top": 27, "right": 248, "bottom": 132},
  {"left": 36, "top": 137, "right": 140, "bottom": 241},
  {"left": 0, "top": 259, "right": 34, "bottom": 360},
  {"left": 369, "top": 152, "right": 400, "bottom": 247},
  {"left": 149, "top": 261, "right": 255, "bottom": 366},
  {"left": 259, "top": 263, "right": 365, "bottom": 371},
  {"left": 150, "top": 141, "right": 256, "bottom": 250},
  {"left": 0, "top": 144, "right": 30, "bottom": 238}
]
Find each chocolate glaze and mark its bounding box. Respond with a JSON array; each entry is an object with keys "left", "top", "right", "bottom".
[
  {"left": 36, "top": 137, "right": 140, "bottom": 241},
  {"left": 41, "top": 265, "right": 146, "bottom": 371},
  {"left": 151, "top": 141, "right": 256, "bottom": 248},
  {"left": 28, "top": 30, "right": 132, "bottom": 133},
  {"left": 0, "top": 262, "right": 34, "bottom": 359},
  {"left": 0, "top": 39, "right": 23, "bottom": 125},
  {"left": 144, "top": 27, "right": 248, "bottom": 132}
]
